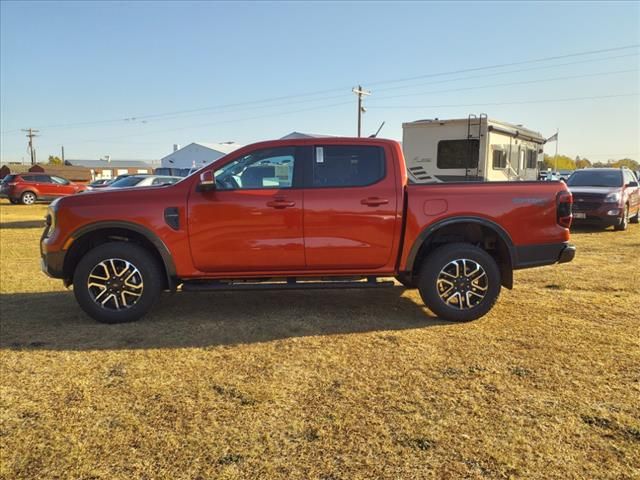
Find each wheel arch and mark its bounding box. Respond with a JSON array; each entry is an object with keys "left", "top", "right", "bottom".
[
  {"left": 62, "top": 221, "right": 178, "bottom": 290},
  {"left": 404, "top": 217, "right": 515, "bottom": 289}
]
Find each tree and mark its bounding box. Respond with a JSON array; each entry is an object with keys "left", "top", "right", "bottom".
[
  {"left": 542, "top": 154, "right": 575, "bottom": 171},
  {"left": 575, "top": 158, "right": 592, "bottom": 169},
  {"left": 48, "top": 155, "right": 63, "bottom": 165},
  {"left": 610, "top": 158, "right": 639, "bottom": 170}
]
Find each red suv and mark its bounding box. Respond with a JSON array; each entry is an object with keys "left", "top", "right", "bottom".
[
  {"left": 567, "top": 168, "right": 640, "bottom": 230},
  {"left": 1, "top": 174, "right": 88, "bottom": 205}
]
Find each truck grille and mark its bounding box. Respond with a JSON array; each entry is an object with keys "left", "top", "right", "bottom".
[{"left": 572, "top": 193, "right": 606, "bottom": 212}]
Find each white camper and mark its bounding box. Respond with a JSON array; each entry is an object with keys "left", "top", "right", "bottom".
[{"left": 402, "top": 115, "right": 546, "bottom": 183}]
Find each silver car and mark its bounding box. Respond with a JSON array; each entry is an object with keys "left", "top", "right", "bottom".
[{"left": 106, "top": 175, "right": 182, "bottom": 188}]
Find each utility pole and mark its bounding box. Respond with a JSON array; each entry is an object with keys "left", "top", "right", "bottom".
[
  {"left": 61, "top": 145, "right": 65, "bottom": 163},
  {"left": 21, "top": 128, "right": 40, "bottom": 165},
  {"left": 352, "top": 85, "right": 371, "bottom": 137}
]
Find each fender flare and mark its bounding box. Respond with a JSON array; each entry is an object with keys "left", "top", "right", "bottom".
[
  {"left": 66, "top": 221, "right": 178, "bottom": 290},
  {"left": 405, "top": 216, "right": 516, "bottom": 274}
]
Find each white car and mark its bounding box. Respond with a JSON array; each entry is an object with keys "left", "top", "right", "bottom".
[{"left": 106, "top": 175, "right": 182, "bottom": 189}]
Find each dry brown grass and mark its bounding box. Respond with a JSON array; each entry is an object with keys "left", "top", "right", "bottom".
[{"left": 1, "top": 199, "right": 639, "bottom": 479}]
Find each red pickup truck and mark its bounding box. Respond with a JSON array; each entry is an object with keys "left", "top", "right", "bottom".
[{"left": 40, "top": 138, "right": 575, "bottom": 324}]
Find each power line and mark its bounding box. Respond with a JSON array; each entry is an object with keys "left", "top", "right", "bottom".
[
  {"left": 366, "top": 44, "right": 639, "bottom": 87},
  {"left": 373, "top": 52, "right": 639, "bottom": 93},
  {"left": 371, "top": 69, "right": 636, "bottom": 102},
  {"left": 369, "top": 92, "right": 639, "bottom": 109},
  {"left": 2, "top": 44, "right": 637, "bottom": 134}
]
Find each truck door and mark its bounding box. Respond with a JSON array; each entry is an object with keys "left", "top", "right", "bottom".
[
  {"left": 187, "top": 146, "right": 306, "bottom": 272},
  {"left": 302, "top": 144, "right": 398, "bottom": 269}
]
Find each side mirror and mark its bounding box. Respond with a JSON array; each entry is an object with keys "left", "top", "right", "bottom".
[
  {"left": 196, "top": 170, "right": 216, "bottom": 192},
  {"left": 628, "top": 181, "right": 638, "bottom": 187}
]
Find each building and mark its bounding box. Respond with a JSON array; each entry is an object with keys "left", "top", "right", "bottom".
[
  {"left": 280, "top": 132, "right": 334, "bottom": 139},
  {"left": 160, "top": 142, "right": 243, "bottom": 170},
  {"left": 67, "top": 159, "right": 157, "bottom": 180}
]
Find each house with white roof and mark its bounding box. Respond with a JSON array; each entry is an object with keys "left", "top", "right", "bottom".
[{"left": 160, "top": 142, "right": 243, "bottom": 170}]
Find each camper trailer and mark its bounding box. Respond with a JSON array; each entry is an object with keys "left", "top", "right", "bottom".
[{"left": 402, "top": 115, "right": 546, "bottom": 183}]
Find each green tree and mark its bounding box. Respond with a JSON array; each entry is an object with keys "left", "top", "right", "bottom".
[
  {"left": 48, "top": 155, "right": 63, "bottom": 165},
  {"left": 542, "top": 154, "right": 575, "bottom": 171},
  {"left": 575, "top": 157, "right": 592, "bottom": 169},
  {"left": 610, "top": 158, "right": 639, "bottom": 170}
]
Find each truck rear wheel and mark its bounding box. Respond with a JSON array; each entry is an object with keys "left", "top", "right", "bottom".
[
  {"left": 73, "top": 242, "right": 162, "bottom": 324},
  {"left": 418, "top": 243, "right": 501, "bottom": 322}
]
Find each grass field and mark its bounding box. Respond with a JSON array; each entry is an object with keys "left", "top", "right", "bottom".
[{"left": 0, "top": 199, "right": 638, "bottom": 479}]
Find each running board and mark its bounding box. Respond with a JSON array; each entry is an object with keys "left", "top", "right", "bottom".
[{"left": 181, "top": 277, "right": 395, "bottom": 292}]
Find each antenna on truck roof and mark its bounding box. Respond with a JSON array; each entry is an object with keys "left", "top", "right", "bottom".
[{"left": 369, "top": 121, "right": 385, "bottom": 138}]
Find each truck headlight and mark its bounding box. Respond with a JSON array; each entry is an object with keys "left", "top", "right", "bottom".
[
  {"left": 44, "top": 199, "right": 60, "bottom": 237},
  {"left": 604, "top": 192, "right": 621, "bottom": 203}
]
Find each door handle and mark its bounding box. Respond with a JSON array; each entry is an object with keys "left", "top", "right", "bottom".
[
  {"left": 267, "top": 198, "right": 296, "bottom": 209},
  {"left": 361, "top": 197, "right": 389, "bottom": 207}
]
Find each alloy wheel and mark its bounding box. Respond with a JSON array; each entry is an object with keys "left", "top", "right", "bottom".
[
  {"left": 22, "top": 192, "right": 35, "bottom": 205},
  {"left": 87, "top": 258, "right": 144, "bottom": 310},
  {"left": 436, "top": 258, "right": 488, "bottom": 310}
]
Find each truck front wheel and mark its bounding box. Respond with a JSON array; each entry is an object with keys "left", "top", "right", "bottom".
[
  {"left": 418, "top": 243, "right": 501, "bottom": 322},
  {"left": 73, "top": 242, "right": 163, "bottom": 324}
]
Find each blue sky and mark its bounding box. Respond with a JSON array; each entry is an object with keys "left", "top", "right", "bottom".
[{"left": 1, "top": 1, "right": 638, "bottom": 163}]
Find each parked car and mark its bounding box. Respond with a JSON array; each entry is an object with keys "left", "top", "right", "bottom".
[
  {"left": 89, "top": 174, "right": 133, "bottom": 189},
  {"left": 1, "top": 173, "right": 88, "bottom": 205},
  {"left": 88, "top": 179, "right": 112, "bottom": 188},
  {"left": 567, "top": 168, "right": 640, "bottom": 230},
  {"left": 105, "top": 175, "right": 182, "bottom": 189},
  {"left": 41, "top": 138, "right": 575, "bottom": 324},
  {"left": 154, "top": 167, "right": 193, "bottom": 177}
]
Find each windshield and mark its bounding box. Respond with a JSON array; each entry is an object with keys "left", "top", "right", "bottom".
[
  {"left": 1, "top": 175, "right": 17, "bottom": 183},
  {"left": 567, "top": 170, "right": 622, "bottom": 188},
  {"left": 109, "top": 176, "right": 145, "bottom": 187}
]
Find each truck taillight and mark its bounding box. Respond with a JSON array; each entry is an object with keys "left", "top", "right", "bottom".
[{"left": 557, "top": 191, "right": 572, "bottom": 228}]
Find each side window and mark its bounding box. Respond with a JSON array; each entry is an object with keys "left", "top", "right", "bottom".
[
  {"left": 215, "top": 147, "right": 295, "bottom": 190},
  {"left": 21, "top": 175, "right": 36, "bottom": 183},
  {"left": 35, "top": 175, "right": 52, "bottom": 183},
  {"left": 526, "top": 149, "right": 537, "bottom": 169},
  {"left": 492, "top": 147, "right": 507, "bottom": 169},
  {"left": 311, "top": 145, "right": 384, "bottom": 187},
  {"left": 437, "top": 140, "right": 479, "bottom": 169}
]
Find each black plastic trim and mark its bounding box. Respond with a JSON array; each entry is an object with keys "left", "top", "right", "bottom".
[
  {"left": 164, "top": 207, "right": 180, "bottom": 230},
  {"left": 67, "top": 221, "right": 178, "bottom": 289},
  {"left": 514, "top": 242, "right": 575, "bottom": 269},
  {"left": 405, "top": 216, "right": 516, "bottom": 272}
]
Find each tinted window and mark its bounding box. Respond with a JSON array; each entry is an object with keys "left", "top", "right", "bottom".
[
  {"left": 34, "top": 175, "right": 51, "bottom": 183},
  {"left": 567, "top": 170, "right": 623, "bottom": 187},
  {"left": 51, "top": 176, "right": 70, "bottom": 185},
  {"left": 437, "top": 140, "right": 479, "bottom": 169},
  {"left": 311, "top": 145, "right": 384, "bottom": 187},
  {"left": 1, "top": 175, "right": 17, "bottom": 183},
  {"left": 21, "top": 175, "right": 37, "bottom": 182},
  {"left": 492, "top": 148, "right": 507, "bottom": 169},
  {"left": 110, "top": 176, "right": 145, "bottom": 187},
  {"left": 215, "top": 147, "right": 296, "bottom": 190},
  {"left": 526, "top": 149, "right": 537, "bottom": 169}
]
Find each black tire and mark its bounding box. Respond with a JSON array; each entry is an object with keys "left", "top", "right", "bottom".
[
  {"left": 614, "top": 205, "right": 629, "bottom": 231},
  {"left": 9, "top": 198, "right": 19, "bottom": 205},
  {"left": 20, "top": 191, "right": 37, "bottom": 205},
  {"left": 418, "top": 243, "right": 501, "bottom": 322},
  {"left": 73, "top": 242, "right": 163, "bottom": 323},
  {"left": 630, "top": 207, "right": 639, "bottom": 224},
  {"left": 395, "top": 273, "right": 418, "bottom": 289}
]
